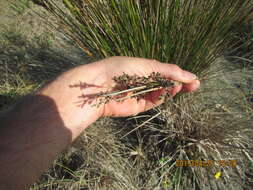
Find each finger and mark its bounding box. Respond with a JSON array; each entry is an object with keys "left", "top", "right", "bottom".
[
  {"left": 151, "top": 61, "right": 197, "bottom": 83},
  {"left": 145, "top": 88, "right": 166, "bottom": 104},
  {"left": 142, "top": 85, "right": 182, "bottom": 112},
  {"left": 181, "top": 80, "right": 200, "bottom": 93},
  {"left": 169, "top": 84, "right": 183, "bottom": 96},
  {"left": 138, "top": 89, "right": 163, "bottom": 112}
]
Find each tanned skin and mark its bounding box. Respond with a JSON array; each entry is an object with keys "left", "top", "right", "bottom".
[{"left": 0, "top": 56, "right": 200, "bottom": 189}]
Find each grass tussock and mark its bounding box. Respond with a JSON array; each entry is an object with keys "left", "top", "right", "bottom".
[{"left": 42, "top": 0, "right": 252, "bottom": 74}]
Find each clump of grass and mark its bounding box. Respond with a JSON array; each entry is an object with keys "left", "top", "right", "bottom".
[
  {"left": 34, "top": 0, "right": 253, "bottom": 190},
  {"left": 42, "top": 0, "right": 252, "bottom": 74}
]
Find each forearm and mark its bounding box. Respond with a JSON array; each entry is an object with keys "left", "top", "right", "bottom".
[{"left": 0, "top": 94, "right": 73, "bottom": 189}]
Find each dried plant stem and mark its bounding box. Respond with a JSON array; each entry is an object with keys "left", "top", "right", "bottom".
[
  {"left": 100, "top": 85, "right": 150, "bottom": 97},
  {"left": 114, "top": 86, "right": 163, "bottom": 102},
  {"left": 121, "top": 112, "right": 162, "bottom": 139}
]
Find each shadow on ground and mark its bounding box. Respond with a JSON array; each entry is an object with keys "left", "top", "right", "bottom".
[{"left": 0, "top": 28, "right": 90, "bottom": 110}]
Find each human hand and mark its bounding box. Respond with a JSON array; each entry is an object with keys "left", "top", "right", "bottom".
[
  {"left": 39, "top": 56, "right": 200, "bottom": 136},
  {"left": 96, "top": 57, "right": 200, "bottom": 117}
]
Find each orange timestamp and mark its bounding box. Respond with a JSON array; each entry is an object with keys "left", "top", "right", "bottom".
[{"left": 176, "top": 160, "right": 237, "bottom": 167}]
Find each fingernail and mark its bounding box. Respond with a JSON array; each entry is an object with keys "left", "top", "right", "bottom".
[{"left": 183, "top": 70, "right": 197, "bottom": 80}]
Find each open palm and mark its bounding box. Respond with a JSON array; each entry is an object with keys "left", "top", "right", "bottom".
[{"left": 91, "top": 57, "right": 200, "bottom": 117}]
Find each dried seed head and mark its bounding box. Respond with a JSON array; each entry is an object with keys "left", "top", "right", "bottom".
[{"left": 91, "top": 72, "right": 179, "bottom": 107}]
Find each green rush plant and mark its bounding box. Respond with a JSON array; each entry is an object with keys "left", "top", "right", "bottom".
[
  {"left": 42, "top": 0, "right": 252, "bottom": 75},
  {"left": 36, "top": 0, "right": 253, "bottom": 190}
]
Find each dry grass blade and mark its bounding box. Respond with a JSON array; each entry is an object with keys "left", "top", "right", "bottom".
[{"left": 121, "top": 112, "right": 161, "bottom": 139}]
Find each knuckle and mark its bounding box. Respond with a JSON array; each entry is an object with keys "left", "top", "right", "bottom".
[
  {"left": 150, "top": 59, "right": 161, "bottom": 65},
  {"left": 151, "top": 59, "right": 160, "bottom": 63},
  {"left": 169, "top": 64, "right": 181, "bottom": 71}
]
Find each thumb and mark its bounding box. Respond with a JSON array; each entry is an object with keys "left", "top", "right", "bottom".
[{"left": 151, "top": 61, "right": 197, "bottom": 83}]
